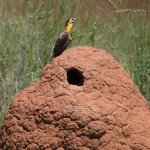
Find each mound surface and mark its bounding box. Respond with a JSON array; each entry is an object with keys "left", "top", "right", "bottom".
[{"left": 0, "top": 46, "right": 150, "bottom": 150}]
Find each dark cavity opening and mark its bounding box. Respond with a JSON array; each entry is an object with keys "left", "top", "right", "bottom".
[{"left": 67, "top": 68, "right": 84, "bottom": 86}]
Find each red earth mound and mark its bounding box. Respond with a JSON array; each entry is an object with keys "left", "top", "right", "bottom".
[{"left": 0, "top": 46, "right": 150, "bottom": 150}]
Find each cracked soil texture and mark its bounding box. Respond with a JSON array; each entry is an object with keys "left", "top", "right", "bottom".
[{"left": 0, "top": 46, "right": 150, "bottom": 150}]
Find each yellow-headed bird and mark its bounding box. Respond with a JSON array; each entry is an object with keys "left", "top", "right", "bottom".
[{"left": 52, "top": 17, "right": 79, "bottom": 58}]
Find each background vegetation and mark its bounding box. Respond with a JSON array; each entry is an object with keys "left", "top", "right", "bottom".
[{"left": 0, "top": 0, "right": 150, "bottom": 123}]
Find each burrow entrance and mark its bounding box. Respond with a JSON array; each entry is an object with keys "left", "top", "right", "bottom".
[{"left": 67, "top": 68, "right": 84, "bottom": 86}]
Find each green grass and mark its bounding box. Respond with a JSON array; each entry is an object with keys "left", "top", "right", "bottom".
[{"left": 0, "top": 0, "right": 150, "bottom": 124}]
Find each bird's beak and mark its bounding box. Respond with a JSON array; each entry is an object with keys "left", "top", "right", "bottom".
[{"left": 73, "top": 17, "right": 79, "bottom": 22}]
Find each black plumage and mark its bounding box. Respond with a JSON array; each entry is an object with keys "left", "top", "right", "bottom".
[
  {"left": 52, "top": 17, "right": 79, "bottom": 58},
  {"left": 52, "top": 31, "right": 72, "bottom": 58}
]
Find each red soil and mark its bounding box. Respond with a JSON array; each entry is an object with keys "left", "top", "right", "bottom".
[{"left": 0, "top": 46, "right": 150, "bottom": 150}]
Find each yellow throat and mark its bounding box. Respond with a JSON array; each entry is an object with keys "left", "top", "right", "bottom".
[{"left": 66, "top": 22, "right": 73, "bottom": 34}]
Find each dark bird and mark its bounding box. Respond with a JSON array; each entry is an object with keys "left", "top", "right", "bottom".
[{"left": 52, "top": 17, "right": 79, "bottom": 58}]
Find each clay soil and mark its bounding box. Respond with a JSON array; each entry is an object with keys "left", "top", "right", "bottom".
[{"left": 0, "top": 46, "right": 150, "bottom": 150}]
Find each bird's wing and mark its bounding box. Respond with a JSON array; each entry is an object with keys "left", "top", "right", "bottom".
[{"left": 53, "top": 31, "right": 69, "bottom": 57}]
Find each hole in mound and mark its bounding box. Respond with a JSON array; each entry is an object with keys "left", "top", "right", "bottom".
[{"left": 67, "top": 68, "right": 84, "bottom": 86}]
